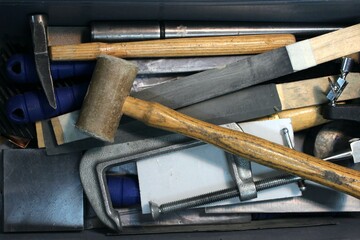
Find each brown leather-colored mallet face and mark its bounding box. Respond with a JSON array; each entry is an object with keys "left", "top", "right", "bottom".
[{"left": 76, "top": 55, "right": 138, "bottom": 142}]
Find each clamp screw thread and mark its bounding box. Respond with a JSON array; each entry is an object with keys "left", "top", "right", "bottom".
[{"left": 150, "top": 174, "right": 301, "bottom": 219}]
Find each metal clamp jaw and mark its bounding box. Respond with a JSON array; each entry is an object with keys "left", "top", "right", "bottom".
[
  {"left": 224, "top": 123, "right": 257, "bottom": 201},
  {"left": 80, "top": 134, "right": 203, "bottom": 231},
  {"left": 80, "top": 122, "right": 260, "bottom": 231}
]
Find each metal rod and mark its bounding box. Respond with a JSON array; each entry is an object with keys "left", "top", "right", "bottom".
[{"left": 91, "top": 21, "right": 345, "bottom": 42}]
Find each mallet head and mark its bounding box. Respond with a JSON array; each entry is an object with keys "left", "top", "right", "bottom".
[{"left": 76, "top": 55, "right": 138, "bottom": 142}]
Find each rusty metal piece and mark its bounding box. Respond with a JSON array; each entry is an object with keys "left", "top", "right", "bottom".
[{"left": 7, "top": 135, "right": 31, "bottom": 148}]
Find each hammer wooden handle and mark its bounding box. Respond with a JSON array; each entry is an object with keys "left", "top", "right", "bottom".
[
  {"left": 122, "top": 96, "right": 360, "bottom": 199},
  {"left": 50, "top": 34, "right": 295, "bottom": 61}
]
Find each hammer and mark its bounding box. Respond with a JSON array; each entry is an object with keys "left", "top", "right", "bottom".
[
  {"left": 76, "top": 55, "right": 360, "bottom": 199},
  {"left": 30, "top": 14, "right": 56, "bottom": 109}
]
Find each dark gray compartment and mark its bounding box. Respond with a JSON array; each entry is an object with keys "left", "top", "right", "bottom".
[
  {"left": 0, "top": 0, "right": 359, "bottom": 239},
  {"left": 1, "top": 0, "right": 360, "bottom": 38}
]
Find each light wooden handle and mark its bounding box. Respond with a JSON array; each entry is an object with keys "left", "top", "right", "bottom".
[
  {"left": 256, "top": 105, "right": 330, "bottom": 132},
  {"left": 50, "top": 34, "right": 295, "bottom": 61},
  {"left": 123, "top": 96, "right": 360, "bottom": 199},
  {"left": 310, "top": 24, "right": 360, "bottom": 65}
]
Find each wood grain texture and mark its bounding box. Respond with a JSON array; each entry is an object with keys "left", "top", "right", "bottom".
[
  {"left": 35, "top": 121, "right": 45, "bottom": 148},
  {"left": 50, "top": 117, "right": 64, "bottom": 145},
  {"left": 311, "top": 23, "right": 360, "bottom": 65},
  {"left": 277, "top": 72, "right": 360, "bottom": 110},
  {"left": 255, "top": 105, "right": 329, "bottom": 132},
  {"left": 122, "top": 96, "right": 360, "bottom": 199},
  {"left": 50, "top": 34, "right": 295, "bottom": 60}
]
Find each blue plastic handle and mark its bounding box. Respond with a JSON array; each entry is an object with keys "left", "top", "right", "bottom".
[
  {"left": 6, "top": 54, "right": 38, "bottom": 83},
  {"left": 6, "top": 82, "right": 89, "bottom": 124},
  {"left": 107, "top": 175, "right": 140, "bottom": 208},
  {"left": 6, "top": 54, "right": 96, "bottom": 83}
]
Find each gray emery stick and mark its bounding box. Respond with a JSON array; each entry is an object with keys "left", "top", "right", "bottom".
[
  {"left": 134, "top": 24, "right": 360, "bottom": 109},
  {"left": 179, "top": 83, "right": 281, "bottom": 125},
  {"left": 179, "top": 73, "right": 360, "bottom": 124}
]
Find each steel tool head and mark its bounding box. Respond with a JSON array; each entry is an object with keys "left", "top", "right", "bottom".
[
  {"left": 30, "top": 14, "right": 57, "bottom": 109},
  {"left": 76, "top": 55, "right": 138, "bottom": 142}
]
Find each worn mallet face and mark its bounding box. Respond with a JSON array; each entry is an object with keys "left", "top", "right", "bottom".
[{"left": 76, "top": 55, "right": 138, "bottom": 142}]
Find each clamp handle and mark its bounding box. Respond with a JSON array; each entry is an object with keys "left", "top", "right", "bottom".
[
  {"left": 6, "top": 82, "right": 88, "bottom": 123},
  {"left": 6, "top": 54, "right": 95, "bottom": 84}
]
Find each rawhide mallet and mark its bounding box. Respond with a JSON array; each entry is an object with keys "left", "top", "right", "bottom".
[
  {"left": 76, "top": 55, "right": 138, "bottom": 140},
  {"left": 76, "top": 55, "right": 360, "bottom": 199}
]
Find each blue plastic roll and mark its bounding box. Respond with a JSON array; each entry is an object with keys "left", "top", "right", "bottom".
[
  {"left": 6, "top": 82, "right": 89, "bottom": 124},
  {"left": 107, "top": 175, "right": 140, "bottom": 208},
  {"left": 6, "top": 54, "right": 95, "bottom": 84}
]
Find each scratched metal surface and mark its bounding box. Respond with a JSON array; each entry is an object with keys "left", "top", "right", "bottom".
[{"left": 2, "top": 149, "right": 84, "bottom": 232}]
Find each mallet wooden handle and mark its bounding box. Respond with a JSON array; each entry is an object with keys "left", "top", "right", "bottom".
[
  {"left": 50, "top": 34, "right": 295, "bottom": 61},
  {"left": 122, "top": 96, "right": 360, "bottom": 199}
]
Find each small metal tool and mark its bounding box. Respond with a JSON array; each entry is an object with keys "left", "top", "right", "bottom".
[
  {"left": 322, "top": 57, "right": 360, "bottom": 121},
  {"left": 324, "top": 138, "right": 360, "bottom": 163},
  {"left": 326, "top": 57, "right": 353, "bottom": 106},
  {"left": 281, "top": 128, "right": 295, "bottom": 149},
  {"left": 30, "top": 14, "right": 56, "bottom": 109}
]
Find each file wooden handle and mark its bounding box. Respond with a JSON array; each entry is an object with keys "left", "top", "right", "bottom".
[{"left": 50, "top": 34, "right": 295, "bottom": 61}]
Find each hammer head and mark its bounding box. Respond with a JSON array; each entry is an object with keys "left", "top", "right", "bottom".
[{"left": 76, "top": 55, "right": 138, "bottom": 142}]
